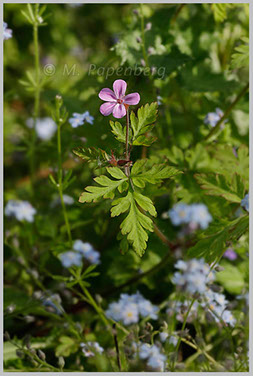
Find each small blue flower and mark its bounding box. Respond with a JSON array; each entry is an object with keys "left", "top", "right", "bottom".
[
  {"left": 4, "top": 22, "right": 12, "bottom": 41},
  {"left": 105, "top": 292, "right": 158, "bottom": 325},
  {"left": 73, "top": 239, "right": 100, "bottom": 264},
  {"left": 26, "top": 117, "right": 57, "bottom": 141},
  {"left": 159, "top": 332, "right": 168, "bottom": 342},
  {"left": 81, "top": 341, "right": 104, "bottom": 357},
  {"left": 83, "top": 111, "right": 94, "bottom": 125},
  {"left": 139, "top": 344, "right": 166, "bottom": 371},
  {"left": 168, "top": 203, "right": 192, "bottom": 226},
  {"left": 241, "top": 194, "right": 249, "bottom": 212},
  {"left": 190, "top": 203, "right": 212, "bottom": 229},
  {"left": 222, "top": 310, "right": 236, "bottom": 326},
  {"left": 5, "top": 200, "right": 36, "bottom": 222},
  {"left": 168, "top": 335, "right": 178, "bottom": 346},
  {"left": 204, "top": 108, "right": 224, "bottom": 127},
  {"left": 171, "top": 258, "right": 215, "bottom": 295},
  {"left": 138, "top": 299, "right": 159, "bottom": 320},
  {"left": 69, "top": 114, "right": 85, "bottom": 128},
  {"left": 59, "top": 251, "right": 82, "bottom": 268},
  {"left": 69, "top": 111, "right": 94, "bottom": 128},
  {"left": 121, "top": 303, "right": 139, "bottom": 325},
  {"left": 157, "top": 96, "right": 163, "bottom": 105}
]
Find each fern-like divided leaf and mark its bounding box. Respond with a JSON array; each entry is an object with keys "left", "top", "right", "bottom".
[
  {"left": 231, "top": 37, "right": 249, "bottom": 69},
  {"left": 111, "top": 191, "right": 157, "bottom": 256},
  {"left": 73, "top": 147, "right": 109, "bottom": 168},
  {"left": 131, "top": 159, "right": 181, "bottom": 188},
  {"left": 195, "top": 172, "right": 245, "bottom": 203},
  {"left": 211, "top": 3, "right": 233, "bottom": 22},
  {"left": 79, "top": 167, "right": 128, "bottom": 203},
  {"left": 109, "top": 120, "right": 132, "bottom": 143},
  {"left": 188, "top": 215, "right": 249, "bottom": 263},
  {"left": 130, "top": 102, "right": 158, "bottom": 146}
]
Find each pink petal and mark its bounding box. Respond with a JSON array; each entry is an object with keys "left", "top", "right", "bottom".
[
  {"left": 113, "top": 79, "right": 127, "bottom": 99},
  {"left": 99, "top": 88, "right": 117, "bottom": 102},
  {"left": 100, "top": 102, "right": 116, "bottom": 116},
  {"left": 112, "top": 103, "right": 126, "bottom": 119},
  {"left": 124, "top": 93, "right": 140, "bottom": 105}
]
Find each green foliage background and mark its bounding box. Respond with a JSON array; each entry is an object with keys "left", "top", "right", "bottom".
[{"left": 4, "top": 3, "right": 249, "bottom": 372}]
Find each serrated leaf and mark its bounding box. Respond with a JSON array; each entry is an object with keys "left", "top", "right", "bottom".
[
  {"left": 231, "top": 38, "right": 249, "bottom": 69},
  {"left": 211, "top": 3, "right": 233, "bottom": 22},
  {"left": 188, "top": 215, "right": 249, "bottom": 263},
  {"left": 131, "top": 161, "right": 181, "bottom": 188},
  {"left": 111, "top": 191, "right": 156, "bottom": 256},
  {"left": 130, "top": 102, "right": 158, "bottom": 146},
  {"left": 79, "top": 172, "right": 128, "bottom": 203},
  {"left": 133, "top": 192, "right": 157, "bottom": 217},
  {"left": 195, "top": 173, "right": 245, "bottom": 203},
  {"left": 132, "top": 134, "right": 157, "bottom": 147},
  {"left": 109, "top": 120, "right": 128, "bottom": 143},
  {"left": 72, "top": 147, "right": 109, "bottom": 168}
]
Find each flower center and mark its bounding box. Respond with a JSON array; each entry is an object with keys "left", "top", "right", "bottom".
[{"left": 117, "top": 98, "right": 124, "bottom": 104}]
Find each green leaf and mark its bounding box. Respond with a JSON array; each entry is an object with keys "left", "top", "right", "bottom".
[
  {"left": 231, "top": 37, "right": 249, "bottom": 69},
  {"left": 79, "top": 170, "right": 128, "bottom": 203},
  {"left": 149, "top": 47, "right": 192, "bottom": 77},
  {"left": 131, "top": 160, "right": 181, "bottom": 188},
  {"left": 72, "top": 147, "right": 109, "bottom": 168},
  {"left": 188, "top": 215, "right": 249, "bottom": 263},
  {"left": 210, "top": 144, "right": 249, "bottom": 188},
  {"left": 130, "top": 102, "right": 158, "bottom": 146},
  {"left": 109, "top": 120, "right": 129, "bottom": 143},
  {"left": 216, "top": 262, "right": 245, "bottom": 294},
  {"left": 211, "top": 4, "right": 233, "bottom": 22},
  {"left": 195, "top": 173, "right": 245, "bottom": 203},
  {"left": 106, "top": 167, "right": 126, "bottom": 179},
  {"left": 133, "top": 192, "right": 157, "bottom": 217},
  {"left": 179, "top": 64, "right": 238, "bottom": 93},
  {"left": 111, "top": 191, "right": 156, "bottom": 256},
  {"left": 162, "top": 145, "right": 184, "bottom": 166},
  {"left": 55, "top": 336, "right": 78, "bottom": 357}
]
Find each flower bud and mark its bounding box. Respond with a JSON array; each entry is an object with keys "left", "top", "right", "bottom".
[
  {"left": 38, "top": 349, "right": 46, "bottom": 361},
  {"left": 148, "top": 47, "right": 155, "bottom": 55},
  {"left": 16, "top": 350, "right": 24, "bottom": 359},
  {"left": 6, "top": 304, "right": 16, "bottom": 313},
  {"left": 140, "top": 59, "right": 146, "bottom": 67},
  {"left": 29, "top": 348, "right": 36, "bottom": 356},
  {"left": 23, "top": 334, "right": 31, "bottom": 349},
  {"left": 145, "top": 322, "right": 153, "bottom": 331},
  {"left": 58, "top": 356, "right": 65, "bottom": 369},
  {"left": 215, "top": 265, "right": 225, "bottom": 272},
  {"left": 145, "top": 22, "right": 152, "bottom": 31},
  {"left": 136, "top": 36, "right": 142, "bottom": 43}
]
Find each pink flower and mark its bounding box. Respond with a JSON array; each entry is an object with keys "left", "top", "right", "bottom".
[{"left": 98, "top": 79, "right": 140, "bottom": 119}]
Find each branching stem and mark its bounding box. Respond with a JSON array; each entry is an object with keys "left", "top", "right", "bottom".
[
  {"left": 205, "top": 82, "right": 249, "bottom": 141},
  {"left": 57, "top": 124, "right": 72, "bottom": 245}
]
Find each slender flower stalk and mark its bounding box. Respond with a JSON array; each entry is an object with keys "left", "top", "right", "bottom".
[
  {"left": 125, "top": 108, "right": 131, "bottom": 177},
  {"left": 205, "top": 82, "right": 249, "bottom": 141},
  {"left": 56, "top": 121, "right": 72, "bottom": 245},
  {"left": 170, "top": 298, "right": 196, "bottom": 371}
]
